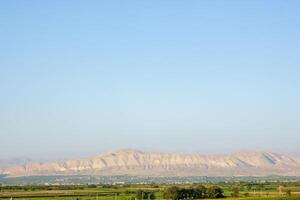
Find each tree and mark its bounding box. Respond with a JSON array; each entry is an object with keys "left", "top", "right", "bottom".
[
  {"left": 163, "top": 187, "right": 180, "bottom": 200},
  {"left": 136, "top": 190, "right": 155, "bottom": 200},
  {"left": 243, "top": 192, "right": 250, "bottom": 197},
  {"left": 164, "top": 185, "right": 224, "bottom": 200},
  {"left": 231, "top": 186, "right": 240, "bottom": 197},
  {"left": 286, "top": 189, "right": 292, "bottom": 196},
  {"left": 194, "top": 185, "right": 207, "bottom": 198},
  {"left": 178, "top": 189, "right": 197, "bottom": 199},
  {"left": 136, "top": 190, "right": 147, "bottom": 200},
  {"left": 206, "top": 186, "right": 224, "bottom": 199},
  {"left": 148, "top": 192, "right": 155, "bottom": 200},
  {"left": 246, "top": 183, "right": 252, "bottom": 191}
]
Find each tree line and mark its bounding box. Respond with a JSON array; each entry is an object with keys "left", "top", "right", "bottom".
[
  {"left": 163, "top": 185, "right": 224, "bottom": 200},
  {"left": 135, "top": 185, "right": 224, "bottom": 200}
]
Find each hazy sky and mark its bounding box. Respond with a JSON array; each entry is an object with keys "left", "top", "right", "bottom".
[{"left": 1, "top": 1, "right": 300, "bottom": 159}]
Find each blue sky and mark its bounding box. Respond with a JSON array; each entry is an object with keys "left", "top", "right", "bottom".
[{"left": 0, "top": 1, "right": 300, "bottom": 159}]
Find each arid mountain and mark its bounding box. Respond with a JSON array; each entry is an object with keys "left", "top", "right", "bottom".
[{"left": 1, "top": 149, "right": 300, "bottom": 177}]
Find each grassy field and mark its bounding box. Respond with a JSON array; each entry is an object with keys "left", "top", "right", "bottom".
[{"left": 1, "top": 182, "right": 300, "bottom": 200}]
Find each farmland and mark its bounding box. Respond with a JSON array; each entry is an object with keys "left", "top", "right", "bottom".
[{"left": 1, "top": 181, "right": 300, "bottom": 200}]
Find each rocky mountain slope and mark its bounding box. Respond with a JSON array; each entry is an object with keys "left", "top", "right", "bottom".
[{"left": 1, "top": 149, "right": 300, "bottom": 177}]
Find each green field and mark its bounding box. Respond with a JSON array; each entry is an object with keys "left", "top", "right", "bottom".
[{"left": 1, "top": 182, "right": 300, "bottom": 200}]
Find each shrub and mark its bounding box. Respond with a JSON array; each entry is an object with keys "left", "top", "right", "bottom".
[{"left": 206, "top": 186, "right": 225, "bottom": 198}]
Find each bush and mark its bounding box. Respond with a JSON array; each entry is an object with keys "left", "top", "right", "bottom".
[
  {"left": 286, "top": 189, "right": 292, "bottom": 196},
  {"left": 163, "top": 186, "right": 181, "bottom": 200},
  {"left": 136, "top": 190, "right": 155, "bottom": 200},
  {"left": 243, "top": 192, "right": 250, "bottom": 197},
  {"left": 194, "top": 185, "right": 207, "bottom": 198},
  {"left": 206, "top": 186, "right": 224, "bottom": 198}
]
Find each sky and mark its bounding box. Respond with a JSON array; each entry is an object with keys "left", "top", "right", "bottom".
[{"left": 0, "top": 1, "right": 300, "bottom": 159}]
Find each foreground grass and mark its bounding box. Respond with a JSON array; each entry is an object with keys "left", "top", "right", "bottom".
[
  {"left": 1, "top": 197, "right": 300, "bottom": 200},
  {"left": 1, "top": 183, "right": 300, "bottom": 200}
]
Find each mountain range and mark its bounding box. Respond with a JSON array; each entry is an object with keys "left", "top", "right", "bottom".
[{"left": 1, "top": 149, "right": 300, "bottom": 177}]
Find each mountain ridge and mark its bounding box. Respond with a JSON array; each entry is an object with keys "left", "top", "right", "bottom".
[{"left": 1, "top": 149, "right": 300, "bottom": 177}]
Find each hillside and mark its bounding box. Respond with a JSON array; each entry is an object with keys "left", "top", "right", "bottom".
[{"left": 1, "top": 149, "right": 300, "bottom": 177}]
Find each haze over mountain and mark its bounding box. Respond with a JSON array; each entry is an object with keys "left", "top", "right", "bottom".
[
  {"left": 1, "top": 149, "right": 300, "bottom": 177},
  {"left": 0, "top": 158, "right": 33, "bottom": 168}
]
